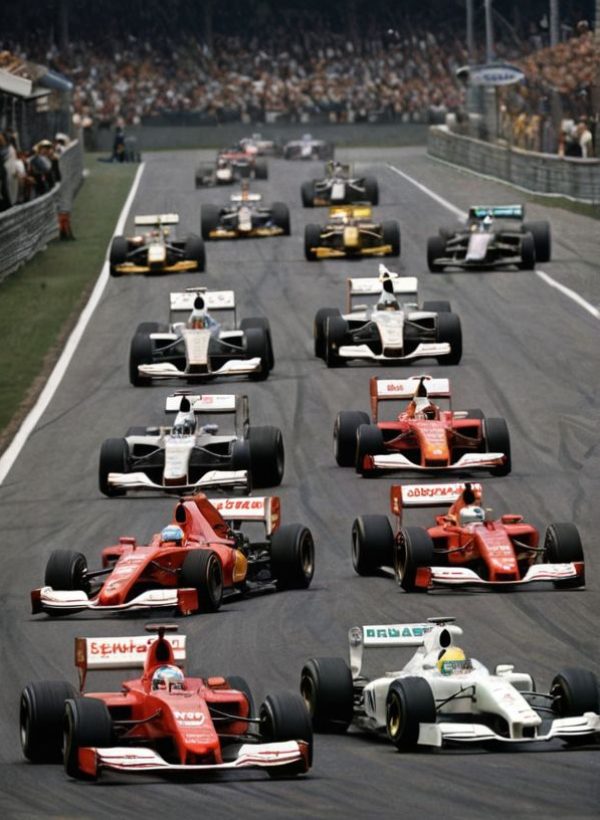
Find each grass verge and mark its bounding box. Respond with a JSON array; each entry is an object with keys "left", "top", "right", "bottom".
[{"left": 0, "top": 155, "right": 137, "bottom": 451}]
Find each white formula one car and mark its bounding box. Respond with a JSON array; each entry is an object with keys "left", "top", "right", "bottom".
[
  {"left": 129, "top": 287, "right": 273, "bottom": 385},
  {"left": 314, "top": 266, "right": 462, "bottom": 367},
  {"left": 301, "top": 617, "right": 600, "bottom": 749},
  {"left": 99, "top": 392, "right": 284, "bottom": 496},
  {"left": 109, "top": 213, "right": 205, "bottom": 276}
]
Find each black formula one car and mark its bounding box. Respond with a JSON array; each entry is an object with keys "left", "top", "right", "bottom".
[
  {"left": 301, "top": 163, "right": 378, "bottom": 207},
  {"left": 426, "top": 205, "right": 551, "bottom": 272},
  {"left": 201, "top": 191, "right": 290, "bottom": 240}
]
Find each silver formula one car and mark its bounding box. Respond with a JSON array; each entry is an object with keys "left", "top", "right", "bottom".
[
  {"left": 301, "top": 617, "right": 600, "bottom": 749},
  {"left": 283, "top": 134, "right": 335, "bottom": 160},
  {"left": 129, "top": 287, "right": 273, "bottom": 385},
  {"left": 315, "top": 267, "right": 462, "bottom": 367},
  {"left": 99, "top": 391, "right": 284, "bottom": 496},
  {"left": 427, "top": 205, "right": 551, "bottom": 272}
]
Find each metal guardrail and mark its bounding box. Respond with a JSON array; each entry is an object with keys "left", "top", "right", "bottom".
[
  {"left": 428, "top": 125, "right": 600, "bottom": 205},
  {"left": 0, "top": 137, "right": 84, "bottom": 283}
]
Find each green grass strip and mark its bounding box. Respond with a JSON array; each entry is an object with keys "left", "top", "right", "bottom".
[{"left": 0, "top": 154, "right": 137, "bottom": 440}]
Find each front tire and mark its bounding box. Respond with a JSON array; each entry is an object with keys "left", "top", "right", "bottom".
[
  {"left": 99, "top": 438, "right": 129, "bottom": 497},
  {"left": 245, "top": 327, "right": 270, "bottom": 381},
  {"left": 201, "top": 204, "right": 220, "bottom": 240},
  {"left": 355, "top": 424, "right": 385, "bottom": 475},
  {"left": 386, "top": 677, "right": 436, "bottom": 750},
  {"left": 314, "top": 307, "right": 340, "bottom": 358},
  {"left": 260, "top": 692, "right": 313, "bottom": 774},
  {"left": 45, "top": 550, "right": 88, "bottom": 591},
  {"left": 394, "top": 527, "right": 434, "bottom": 591},
  {"left": 523, "top": 220, "right": 551, "bottom": 263},
  {"left": 184, "top": 234, "right": 206, "bottom": 272},
  {"left": 324, "top": 316, "right": 349, "bottom": 367},
  {"left": 129, "top": 332, "right": 154, "bottom": 386},
  {"left": 427, "top": 235, "right": 446, "bottom": 272},
  {"left": 518, "top": 232, "right": 536, "bottom": 270},
  {"left": 483, "top": 417, "right": 511, "bottom": 476},
  {"left": 109, "top": 236, "right": 128, "bottom": 276},
  {"left": 382, "top": 221, "right": 401, "bottom": 257},
  {"left": 304, "top": 223, "right": 321, "bottom": 261},
  {"left": 271, "top": 202, "right": 290, "bottom": 235},
  {"left": 436, "top": 313, "right": 462, "bottom": 365},
  {"left": 180, "top": 550, "right": 224, "bottom": 612},
  {"left": 544, "top": 523, "right": 585, "bottom": 588}
]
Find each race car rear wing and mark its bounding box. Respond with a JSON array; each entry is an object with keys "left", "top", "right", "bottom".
[
  {"left": 134, "top": 213, "right": 180, "bottom": 226},
  {"left": 165, "top": 392, "right": 249, "bottom": 433},
  {"left": 347, "top": 275, "right": 418, "bottom": 311},
  {"left": 468, "top": 205, "right": 524, "bottom": 221},
  {"left": 390, "top": 482, "right": 483, "bottom": 523},
  {"left": 330, "top": 204, "right": 372, "bottom": 220},
  {"left": 207, "top": 495, "right": 281, "bottom": 536},
  {"left": 169, "top": 288, "right": 236, "bottom": 325},
  {"left": 372, "top": 376, "right": 451, "bottom": 400},
  {"left": 230, "top": 192, "right": 262, "bottom": 202},
  {"left": 74, "top": 632, "right": 186, "bottom": 689}
]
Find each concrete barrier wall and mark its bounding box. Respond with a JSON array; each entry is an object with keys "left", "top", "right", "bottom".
[
  {"left": 0, "top": 138, "right": 84, "bottom": 282},
  {"left": 428, "top": 125, "right": 600, "bottom": 204}
]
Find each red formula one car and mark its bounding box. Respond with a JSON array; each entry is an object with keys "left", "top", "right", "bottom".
[
  {"left": 351, "top": 482, "right": 585, "bottom": 591},
  {"left": 20, "top": 625, "right": 312, "bottom": 780},
  {"left": 334, "top": 375, "right": 511, "bottom": 477},
  {"left": 31, "top": 494, "right": 315, "bottom": 616}
]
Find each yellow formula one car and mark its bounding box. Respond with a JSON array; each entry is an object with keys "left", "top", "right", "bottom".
[
  {"left": 109, "top": 214, "right": 206, "bottom": 276},
  {"left": 304, "top": 205, "right": 400, "bottom": 261}
]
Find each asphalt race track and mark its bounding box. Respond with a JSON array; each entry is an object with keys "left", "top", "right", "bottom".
[{"left": 1, "top": 146, "right": 598, "bottom": 819}]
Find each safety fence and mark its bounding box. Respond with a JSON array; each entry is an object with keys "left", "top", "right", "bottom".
[
  {"left": 0, "top": 136, "right": 84, "bottom": 282},
  {"left": 428, "top": 125, "right": 600, "bottom": 205}
]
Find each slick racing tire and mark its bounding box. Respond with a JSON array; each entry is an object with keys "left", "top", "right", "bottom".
[
  {"left": 45, "top": 550, "right": 88, "bottom": 592},
  {"left": 300, "top": 658, "right": 353, "bottom": 733},
  {"left": 551, "top": 668, "right": 599, "bottom": 717},
  {"left": 427, "top": 235, "right": 446, "bottom": 272},
  {"left": 64, "top": 697, "right": 114, "bottom": 780},
  {"left": 386, "top": 677, "right": 436, "bottom": 750},
  {"left": 518, "top": 232, "right": 536, "bottom": 270},
  {"left": 20, "top": 681, "right": 76, "bottom": 762},
  {"left": 436, "top": 313, "right": 462, "bottom": 365},
  {"left": 129, "top": 332, "right": 154, "bottom": 386},
  {"left": 483, "top": 417, "right": 511, "bottom": 476},
  {"left": 270, "top": 524, "right": 315, "bottom": 590},
  {"left": 324, "top": 316, "right": 349, "bottom": 367},
  {"left": 271, "top": 201, "right": 290, "bottom": 235},
  {"left": 304, "top": 223, "right": 321, "bottom": 261},
  {"left": 181, "top": 549, "right": 224, "bottom": 612},
  {"left": 109, "top": 235, "right": 128, "bottom": 276},
  {"left": 247, "top": 425, "right": 285, "bottom": 487},
  {"left": 382, "top": 220, "right": 401, "bottom": 257},
  {"left": 351, "top": 515, "right": 394, "bottom": 575},
  {"left": 254, "top": 158, "right": 268, "bottom": 180},
  {"left": 184, "top": 234, "right": 206, "bottom": 272},
  {"left": 245, "top": 327, "right": 271, "bottom": 381},
  {"left": 355, "top": 424, "right": 385, "bottom": 476},
  {"left": 240, "top": 317, "right": 274, "bottom": 369},
  {"left": 333, "top": 410, "right": 370, "bottom": 466},
  {"left": 260, "top": 691, "right": 313, "bottom": 774},
  {"left": 99, "top": 437, "right": 129, "bottom": 497},
  {"left": 301, "top": 180, "right": 315, "bottom": 207},
  {"left": 523, "top": 220, "right": 551, "bottom": 263},
  {"left": 394, "top": 527, "right": 434, "bottom": 592},
  {"left": 201, "top": 204, "right": 220, "bottom": 240},
  {"left": 363, "top": 177, "right": 379, "bottom": 205},
  {"left": 314, "top": 308, "right": 341, "bottom": 358},
  {"left": 543, "top": 523, "right": 585, "bottom": 588}
]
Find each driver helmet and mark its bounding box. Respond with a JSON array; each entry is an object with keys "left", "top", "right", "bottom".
[
  {"left": 172, "top": 414, "right": 195, "bottom": 436},
  {"left": 412, "top": 395, "right": 438, "bottom": 420},
  {"left": 482, "top": 214, "right": 493, "bottom": 230},
  {"left": 188, "top": 295, "right": 208, "bottom": 329},
  {"left": 161, "top": 525, "right": 184, "bottom": 544},
  {"left": 437, "top": 647, "right": 471, "bottom": 676},
  {"left": 152, "top": 665, "right": 185, "bottom": 690},
  {"left": 458, "top": 505, "right": 485, "bottom": 526}
]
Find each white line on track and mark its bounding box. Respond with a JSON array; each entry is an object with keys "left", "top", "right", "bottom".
[
  {"left": 0, "top": 162, "right": 146, "bottom": 486},
  {"left": 386, "top": 162, "right": 600, "bottom": 321}
]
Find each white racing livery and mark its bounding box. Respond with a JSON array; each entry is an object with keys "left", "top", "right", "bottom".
[
  {"left": 129, "top": 286, "right": 273, "bottom": 385},
  {"left": 100, "top": 391, "right": 284, "bottom": 496},
  {"left": 315, "top": 266, "right": 462, "bottom": 367},
  {"left": 301, "top": 617, "right": 600, "bottom": 749}
]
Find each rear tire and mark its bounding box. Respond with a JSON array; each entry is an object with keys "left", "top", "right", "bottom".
[
  {"left": 270, "top": 524, "right": 314, "bottom": 590},
  {"left": 334, "top": 410, "right": 370, "bottom": 466},
  {"left": 544, "top": 523, "right": 585, "bottom": 588},
  {"left": 363, "top": 177, "right": 379, "bottom": 205},
  {"left": 301, "top": 181, "right": 315, "bottom": 207},
  {"left": 355, "top": 424, "right": 385, "bottom": 476},
  {"left": 184, "top": 234, "right": 206, "bottom": 272},
  {"left": 394, "top": 527, "right": 434, "bottom": 591},
  {"left": 99, "top": 438, "right": 129, "bottom": 497},
  {"left": 247, "top": 426, "right": 285, "bottom": 487},
  {"left": 518, "top": 232, "right": 536, "bottom": 270},
  {"left": 245, "top": 327, "right": 270, "bottom": 381},
  {"left": 551, "top": 667, "right": 599, "bottom": 738},
  {"left": 254, "top": 158, "right": 268, "bottom": 180},
  {"left": 523, "top": 220, "right": 551, "bottom": 263},
  {"left": 352, "top": 515, "right": 394, "bottom": 575},
  {"left": 300, "top": 658, "right": 353, "bottom": 733},
  {"left": 64, "top": 697, "right": 114, "bottom": 780},
  {"left": 271, "top": 202, "right": 290, "bottom": 235},
  {"left": 386, "top": 677, "right": 436, "bottom": 749},
  {"left": 20, "top": 681, "right": 76, "bottom": 762},
  {"left": 427, "top": 235, "right": 446, "bottom": 272},
  {"left": 180, "top": 549, "right": 224, "bottom": 612},
  {"left": 436, "top": 313, "right": 462, "bottom": 365},
  {"left": 382, "top": 221, "right": 401, "bottom": 257},
  {"left": 483, "top": 417, "right": 511, "bottom": 476}
]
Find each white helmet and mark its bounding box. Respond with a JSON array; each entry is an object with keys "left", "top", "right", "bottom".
[{"left": 458, "top": 506, "right": 485, "bottom": 526}]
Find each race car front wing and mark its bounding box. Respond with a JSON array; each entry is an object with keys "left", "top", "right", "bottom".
[
  {"left": 416, "top": 561, "right": 584, "bottom": 588},
  {"left": 338, "top": 342, "right": 450, "bottom": 361},
  {"left": 107, "top": 469, "right": 250, "bottom": 494},
  {"left": 138, "top": 358, "right": 262, "bottom": 379},
  {"left": 418, "top": 713, "right": 599, "bottom": 746},
  {"left": 369, "top": 451, "right": 505, "bottom": 471},
  {"left": 31, "top": 587, "right": 199, "bottom": 616}
]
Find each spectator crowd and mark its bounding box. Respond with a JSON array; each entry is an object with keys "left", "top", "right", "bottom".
[{"left": 0, "top": 130, "right": 67, "bottom": 211}]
